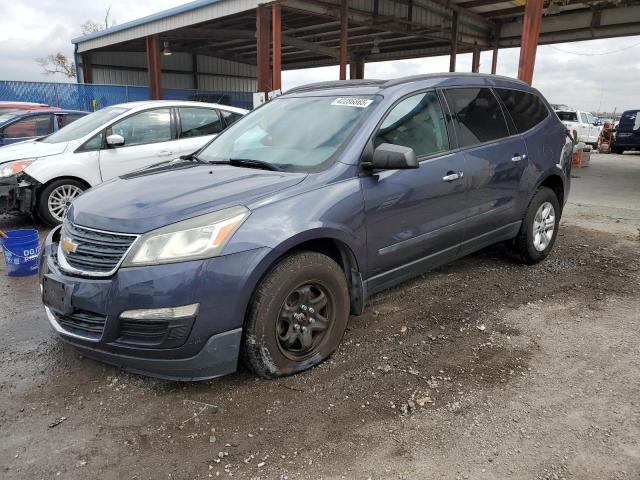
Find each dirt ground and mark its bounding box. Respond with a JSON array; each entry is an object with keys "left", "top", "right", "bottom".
[{"left": 1, "top": 153, "right": 639, "bottom": 480}]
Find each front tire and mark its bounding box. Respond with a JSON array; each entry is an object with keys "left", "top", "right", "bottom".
[
  {"left": 508, "top": 187, "right": 560, "bottom": 264},
  {"left": 242, "top": 251, "right": 350, "bottom": 378},
  {"left": 37, "top": 179, "right": 86, "bottom": 226}
]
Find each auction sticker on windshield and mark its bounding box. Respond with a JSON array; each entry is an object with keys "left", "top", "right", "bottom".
[{"left": 331, "top": 97, "right": 373, "bottom": 108}]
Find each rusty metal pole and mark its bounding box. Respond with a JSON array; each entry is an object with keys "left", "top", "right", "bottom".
[
  {"left": 145, "top": 35, "right": 162, "bottom": 100},
  {"left": 272, "top": 3, "right": 282, "bottom": 91},
  {"left": 449, "top": 11, "right": 458, "bottom": 72},
  {"left": 491, "top": 24, "right": 500, "bottom": 74},
  {"left": 339, "top": 0, "right": 348, "bottom": 80},
  {"left": 471, "top": 45, "right": 480, "bottom": 73},
  {"left": 518, "top": 0, "right": 544, "bottom": 85},
  {"left": 256, "top": 5, "right": 272, "bottom": 93}
]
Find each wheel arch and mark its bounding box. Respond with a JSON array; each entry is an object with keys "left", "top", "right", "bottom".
[
  {"left": 535, "top": 173, "right": 565, "bottom": 212},
  {"left": 247, "top": 232, "right": 366, "bottom": 318}
]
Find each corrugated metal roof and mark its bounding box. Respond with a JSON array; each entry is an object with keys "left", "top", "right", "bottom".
[{"left": 73, "top": 0, "right": 263, "bottom": 52}]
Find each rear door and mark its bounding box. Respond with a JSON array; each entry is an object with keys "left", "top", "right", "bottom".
[
  {"left": 443, "top": 87, "right": 528, "bottom": 253},
  {"left": 171, "top": 106, "right": 227, "bottom": 156},
  {"left": 98, "top": 108, "right": 173, "bottom": 180}
]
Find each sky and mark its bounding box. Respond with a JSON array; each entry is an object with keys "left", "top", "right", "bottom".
[{"left": 1, "top": 0, "right": 639, "bottom": 114}]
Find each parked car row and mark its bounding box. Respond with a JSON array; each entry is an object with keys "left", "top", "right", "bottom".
[
  {"left": 35, "top": 74, "right": 572, "bottom": 381},
  {"left": 0, "top": 101, "right": 247, "bottom": 224}
]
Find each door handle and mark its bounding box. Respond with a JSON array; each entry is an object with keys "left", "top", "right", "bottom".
[
  {"left": 511, "top": 153, "right": 527, "bottom": 162},
  {"left": 442, "top": 171, "right": 464, "bottom": 182},
  {"left": 158, "top": 150, "right": 174, "bottom": 157}
]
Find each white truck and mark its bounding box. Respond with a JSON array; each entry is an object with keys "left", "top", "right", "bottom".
[{"left": 554, "top": 108, "right": 601, "bottom": 147}]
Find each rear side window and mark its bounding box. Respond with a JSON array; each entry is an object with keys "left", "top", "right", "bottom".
[
  {"left": 619, "top": 111, "right": 640, "bottom": 131},
  {"left": 444, "top": 88, "right": 509, "bottom": 147},
  {"left": 374, "top": 91, "right": 449, "bottom": 158},
  {"left": 179, "top": 107, "right": 224, "bottom": 138},
  {"left": 495, "top": 89, "right": 548, "bottom": 133},
  {"left": 3, "top": 114, "right": 52, "bottom": 138},
  {"left": 56, "top": 114, "right": 85, "bottom": 129},
  {"left": 556, "top": 111, "right": 577, "bottom": 122}
]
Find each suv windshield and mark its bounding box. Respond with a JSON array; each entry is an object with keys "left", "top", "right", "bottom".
[
  {"left": 556, "top": 111, "right": 577, "bottom": 122},
  {"left": 42, "top": 106, "right": 129, "bottom": 144},
  {"left": 198, "top": 95, "right": 379, "bottom": 172}
]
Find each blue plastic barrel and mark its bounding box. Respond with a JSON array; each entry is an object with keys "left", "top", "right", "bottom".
[{"left": 1, "top": 229, "right": 40, "bottom": 277}]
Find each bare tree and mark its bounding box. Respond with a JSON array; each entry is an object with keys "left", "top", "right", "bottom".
[
  {"left": 36, "top": 5, "right": 115, "bottom": 78},
  {"left": 35, "top": 53, "right": 76, "bottom": 79}
]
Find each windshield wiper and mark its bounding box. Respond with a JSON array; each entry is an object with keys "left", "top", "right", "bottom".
[{"left": 211, "top": 158, "right": 281, "bottom": 171}]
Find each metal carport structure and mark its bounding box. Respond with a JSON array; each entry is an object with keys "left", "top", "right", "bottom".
[{"left": 71, "top": 0, "right": 640, "bottom": 100}]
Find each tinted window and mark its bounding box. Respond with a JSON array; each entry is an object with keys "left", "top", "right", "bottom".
[
  {"left": 3, "top": 114, "right": 52, "bottom": 138},
  {"left": 220, "top": 110, "right": 243, "bottom": 127},
  {"left": 374, "top": 91, "right": 449, "bottom": 157},
  {"left": 444, "top": 88, "right": 509, "bottom": 147},
  {"left": 56, "top": 114, "right": 85, "bottom": 129},
  {"left": 556, "top": 111, "right": 577, "bottom": 122},
  {"left": 618, "top": 111, "right": 640, "bottom": 131},
  {"left": 495, "top": 89, "right": 548, "bottom": 133},
  {"left": 109, "top": 108, "right": 172, "bottom": 147},
  {"left": 179, "top": 107, "right": 223, "bottom": 138}
]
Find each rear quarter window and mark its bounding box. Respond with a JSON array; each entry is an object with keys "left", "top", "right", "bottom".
[
  {"left": 495, "top": 89, "right": 549, "bottom": 133},
  {"left": 619, "top": 111, "right": 640, "bottom": 131}
]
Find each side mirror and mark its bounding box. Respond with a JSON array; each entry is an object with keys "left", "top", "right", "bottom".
[
  {"left": 364, "top": 143, "right": 418, "bottom": 170},
  {"left": 106, "top": 134, "right": 125, "bottom": 147}
]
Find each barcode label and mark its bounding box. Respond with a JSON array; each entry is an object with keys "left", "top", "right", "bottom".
[{"left": 331, "top": 97, "right": 373, "bottom": 108}]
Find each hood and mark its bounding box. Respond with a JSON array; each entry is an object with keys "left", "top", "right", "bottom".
[
  {"left": 70, "top": 163, "right": 307, "bottom": 233},
  {"left": 0, "top": 139, "right": 69, "bottom": 163}
]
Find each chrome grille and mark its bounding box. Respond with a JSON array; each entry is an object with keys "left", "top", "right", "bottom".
[{"left": 59, "top": 222, "right": 137, "bottom": 276}]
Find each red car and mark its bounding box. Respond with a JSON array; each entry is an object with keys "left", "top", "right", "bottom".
[{"left": 0, "top": 102, "right": 60, "bottom": 115}]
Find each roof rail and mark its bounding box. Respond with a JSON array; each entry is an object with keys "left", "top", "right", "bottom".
[{"left": 285, "top": 79, "right": 385, "bottom": 94}]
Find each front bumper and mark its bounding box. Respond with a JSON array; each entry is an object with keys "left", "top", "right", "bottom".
[
  {"left": 0, "top": 175, "right": 34, "bottom": 215},
  {"left": 40, "top": 226, "right": 271, "bottom": 381}
]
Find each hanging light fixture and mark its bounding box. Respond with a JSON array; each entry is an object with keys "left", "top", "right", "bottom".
[
  {"left": 371, "top": 37, "right": 381, "bottom": 54},
  {"left": 162, "top": 41, "right": 172, "bottom": 56}
]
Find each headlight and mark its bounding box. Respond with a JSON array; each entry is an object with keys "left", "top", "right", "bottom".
[
  {"left": 0, "top": 159, "right": 35, "bottom": 178},
  {"left": 122, "top": 206, "right": 250, "bottom": 267}
]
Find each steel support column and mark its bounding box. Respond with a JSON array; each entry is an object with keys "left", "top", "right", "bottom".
[
  {"left": 471, "top": 45, "right": 480, "bottom": 73},
  {"left": 256, "top": 5, "right": 272, "bottom": 92},
  {"left": 145, "top": 35, "right": 162, "bottom": 99},
  {"left": 518, "top": 0, "right": 544, "bottom": 85},
  {"left": 491, "top": 24, "right": 500, "bottom": 74},
  {"left": 272, "top": 3, "right": 282, "bottom": 91},
  {"left": 350, "top": 59, "right": 365, "bottom": 79},
  {"left": 449, "top": 11, "right": 458, "bottom": 72},
  {"left": 339, "top": 0, "right": 348, "bottom": 80},
  {"left": 81, "top": 54, "right": 93, "bottom": 84}
]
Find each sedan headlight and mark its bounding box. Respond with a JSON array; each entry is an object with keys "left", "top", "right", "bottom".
[
  {"left": 122, "top": 206, "right": 250, "bottom": 267},
  {"left": 0, "top": 159, "right": 35, "bottom": 178}
]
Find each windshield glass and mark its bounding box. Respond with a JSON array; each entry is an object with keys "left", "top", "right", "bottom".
[
  {"left": 42, "top": 106, "right": 129, "bottom": 144},
  {"left": 197, "top": 95, "right": 379, "bottom": 172},
  {"left": 556, "top": 111, "right": 577, "bottom": 122}
]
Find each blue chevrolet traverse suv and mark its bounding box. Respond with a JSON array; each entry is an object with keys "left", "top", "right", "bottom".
[{"left": 40, "top": 74, "right": 572, "bottom": 380}]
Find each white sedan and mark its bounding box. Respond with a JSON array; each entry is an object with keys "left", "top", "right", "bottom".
[{"left": 0, "top": 100, "right": 247, "bottom": 225}]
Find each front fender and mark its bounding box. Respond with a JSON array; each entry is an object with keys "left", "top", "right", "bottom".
[{"left": 23, "top": 151, "right": 101, "bottom": 187}]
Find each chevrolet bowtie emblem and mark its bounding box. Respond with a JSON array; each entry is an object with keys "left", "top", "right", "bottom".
[{"left": 61, "top": 237, "right": 79, "bottom": 254}]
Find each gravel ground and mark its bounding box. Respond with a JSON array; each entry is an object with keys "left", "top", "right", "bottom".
[{"left": 1, "top": 153, "right": 639, "bottom": 480}]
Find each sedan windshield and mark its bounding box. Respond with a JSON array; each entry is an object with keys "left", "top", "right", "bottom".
[
  {"left": 198, "top": 95, "right": 379, "bottom": 172},
  {"left": 42, "top": 106, "right": 129, "bottom": 144}
]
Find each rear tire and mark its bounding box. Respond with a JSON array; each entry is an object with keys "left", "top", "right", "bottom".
[
  {"left": 37, "top": 179, "right": 87, "bottom": 226},
  {"left": 507, "top": 187, "right": 560, "bottom": 265},
  {"left": 242, "top": 251, "right": 350, "bottom": 378}
]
